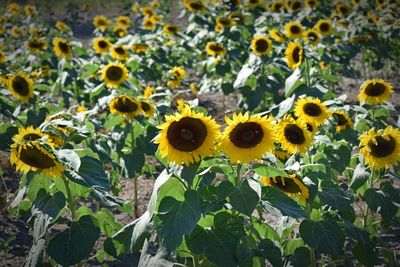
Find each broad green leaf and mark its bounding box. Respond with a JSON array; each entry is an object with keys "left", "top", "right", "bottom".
[
  {"left": 122, "top": 147, "right": 145, "bottom": 178},
  {"left": 234, "top": 64, "right": 254, "bottom": 88},
  {"left": 257, "top": 239, "right": 283, "bottom": 267},
  {"left": 290, "top": 247, "right": 310, "bottom": 267},
  {"left": 317, "top": 187, "right": 352, "bottom": 212},
  {"left": 95, "top": 208, "right": 123, "bottom": 237},
  {"left": 299, "top": 220, "right": 345, "bottom": 256},
  {"left": 262, "top": 187, "right": 306, "bottom": 218},
  {"left": 47, "top": 215, "right": 100, "bottom": 266},
  {"left": 227, "top": 183, "right": 259, "bottom": 216},
  {"left": 364, "top": 188, "right": 398, "bottom": 226},
  {"left": 66, "top": 156, "right": 109, "bottom": 190},
  {"left": 253, "top": 164, "right": 288, "bottom": 177},
  {"left": 350, "top": 163, "right": 369, "bottom": 191},
  {"left": 285, "top": 68, "right": 303, "bottom": 97},
  {"left": 180, "top": 162, "right": 199, "bottom": 186},
  {"left": 155, "top": 190, "right": 201, "bottom": 253}
]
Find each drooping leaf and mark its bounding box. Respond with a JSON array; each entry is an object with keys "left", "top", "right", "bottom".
[{"left": 262, "top": 187, "right": 306, "bottom": 218}]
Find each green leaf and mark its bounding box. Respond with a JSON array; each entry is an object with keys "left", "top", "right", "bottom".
[
  {"left": 262, "top": 187, "right": 306, "bottom": 218},
  {"left": 364, "top": 188, "right": 398, "bottom": 225},
  {"left": 350, "top": 163, "right": 369, "bottom": 191},
  {"left": 234, "top": 64, "right": 254, "bottom": 89},
  {"left": 95, "top": 208, "right": 123, "bottom": 237},
  {"left": 253, "top": 164, "right": 288, "bottom": 177},
  {"left": 317, "top": 187, "right": 352, "bottom": 212},
  {"left": 285, "top": 68, "right": 303, "bottom": 97},
  {"left": 299, "top": 220, "right": 345, "bottom": 256},
  {"left": 290, "top": 247, "right": 310, "bottom": 267},
  {"left": 81, "top": 64, "right": 99, "bottom": 79},
  {"left": 122, "top": 147, "right": 145, "bottom": 178},
  {"left": 257, "top": 239, "right": 283, "bottom": 267},
  {"left": 180, "top": 162, "right": 199, "bottom": 186},
  {"left": 138, "top": 240, "right": 174, "bottom": 267},
  {"left": 47, "top": 215, "right": 100, "bottom": 266},
  {"left": 227, "top": 182, "right": 259, "bottom": 216},
  {"left": 155, "top": 190, "right": 201, "bottom": 253}
]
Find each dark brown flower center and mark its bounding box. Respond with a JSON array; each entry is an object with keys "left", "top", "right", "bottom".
[
  {"left": 106, "top": 66, "right": 123, "bottom": 81},
  {"left": 114, "top": 46, "right": 125, "bottom": 55},
  {"left": 98, "top": 40, "right": 108, "bottom": 48},
  {"left": 255, "top": 39, "right": 269, "bottom": 53},
  {"left": 290, "top": 25, "right": 301, "bottom": 34},
  {"left": 319, "top": 22, "right": 330, "bottom": 32},
  {"left": 28, "top": 40, "right": 44, "bottom": 49},
  {"left": 218, "top": 18, "right": 231, "bottom": 26},
  {"left": 167, "top": 25, "right": 177, "bottom": 32},
  {"left": 209, "top": 44, "right": 224, "bottom": 52},
  {"left": 334, "top": 113, "right": 348, "bottom": 126},
  {"left": 303, "top": 103, "right": 322, "bottom": 116},
  {"left": 140, "top": 101, "right": 151, "bottom": 112},
  {"left": 98, "top": 19, "right": 107, "bottom": 26},
  {"left": 19, "top": 144, "right": 57, "bottom": 169},
  {"left": 307, "top": 32, "right": 318, "bottom": 41},
  {"left": 12, "top": 76, "right": 30, "bottom": 96},
  {"left": 292, "top": 1, "right": 302, "bottom": 10},
  {"left": 368, "top": 136, "right": 396, "bottom": 158},
  {"left": 189, "top": 2, "right": 203, "bottom": 10},
  {"left": 284, "top": 124, "right": 305, "bottom": 144},
  {"left": 23, "top": 133, "right": 42, "bottom": 141},
  {"left": 305, "top": 123, "right": 314, "bottom": 132},
  {"left": 229, "top": 122, "right": 264, "bottom": 148},
  {"left": 167, "top": 117, "right": 207, "bottom": 152},
  {"left": 58, "top": 41, "right": 70, "bottom": 53},
  {"left": 292, "top": 46, "right": 301, "bottom": 63},
  {"left": 269, "top": 176, "right": 302, "bottom": 193},
  {"left": 273, "top": 3, "right": 283, "bottom": 11},
  {"left": 113, "top": 97, "right": 138, "bottom": 113},
  {"left": 364, "top": 82, "right": 386, "bottom": 96},
  {"left": 307, "top": 0, "right": 316, "bottom": 7}
]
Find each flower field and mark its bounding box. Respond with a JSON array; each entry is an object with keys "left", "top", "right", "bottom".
[{"left": 0, "top": 0, "right": 400, "bottom": 266}]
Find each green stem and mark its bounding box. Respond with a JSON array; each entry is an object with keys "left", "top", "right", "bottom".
[
  {"left": 235, "top": 163, "right": 242, "bottom": 186},
  {"left": 62, "top": 175, "right": 76, "bottom": 220},
  {"left": 130, "top": 121, "right": 139, "bottom": 218},
  {"left": 305, "top": 57, "right": 311, "bottom": 87},
  {"left": 310, "top": 248, "right": 316, "bottom": 267},
  {"left": 363, "top": 170, "right": 374, "bottom": 230}
]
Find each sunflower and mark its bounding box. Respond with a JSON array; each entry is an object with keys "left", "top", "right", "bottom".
[
  {"left": 10, "top": 26, "right": 24, "bottom": 38},
  {"left": 101, "top": 62, "right": 129, "bottom": 89},
  {"left": 167, "top": 79, "right": 181, "bottom": 89},
  {"left": 0, "top": 27, "right": 5, "bottom": 36},
  {"left": 271, "top": 2, "right": 284, "bottom": 12},
  {"left": 163, "top": 24, "right": 179, "bottom": 35},
  {"left": 172, "top": 66, "right": 186, "bottom": 80},
  {"left": 205, "top": 42, "right": 227, "bottom": 57},
  {"left": 110, "top": 45, "right": 130, "bottom": 61},
  {"left": 247, "top": 0, "right": 263, "bottom": 8},
  {"left": 92, "top": 37, "right": 112, "bottom": 54},
  {"left": 143, "top": 17, "right": 157, "bottom": 30},
  {"left": 303, "top": 29, "right": 320, "bottom": 46},
  {"left": 8, "top": 3, "right": 20, "bottom": 16},
  {"left": 140, "top": 99, "right": 155, "bottom": 117},
  {"left": 154, "top": 106, "right": 220, "bottom": 165},
  {"left": 332, "top": 111, "right": 353, "bottom": 132},
  {"left": 131, "top": 43, "right": 150, "bottom": 54},
  {"left": 315, "top": 19, "right": 333, "bottom": 37},
  {"left": 114, "top": 25, "right": 128, "bottom": 37},
  {"left": 260, "top": 174, "right": 309, "bottom": 201},
  {"left": 27, "top": 39, "right": 48, "bottom": 53},
  {"left": 336, "top": 4, "right": 349, "bottom": 17},
  {"left": 294, "top": 97, "right": 330, "bottom": 126},
  {"left": 8, "top": 71, "right": 34, "bottom": 102},
  {"left": 24, "top": 5, "right": 36, "bottom": 16},
  {"left": 285, "top": 42, "right": 303, "bottom": 70},
  {"left": 53, "top": 37, "right": 73, "bottom": 59},
  {"left": 10, "top": 141, "right": 64, "bottom": 177},
  {"left": 144, "top": 86, "right": 154, "bottom": 98},
  {"left": 184, "top": 0, "right": 205, "bottom": 12},
  {"left": 358, "top": 79, "right": 393, "bottom": 105},
  {"left": 93, "top": 15, "right": 110, "bottom": 31},
  {"left": 276, "top": 115, "right": 312, "bottom": 154},
  {"left": 116, "top": 16, "right": 132, "bottom": 28},
  {"left": 55, "top": 21, "right": 69, "bottom": 32},
  {"left": 220, "top": 113, "right": 276, "bottom": 164},
  {"left": 0, "top": 51, "right": 7, "bottom": 64},
  {"left": 305, "top": 0, "right": 318, "bottom": 8},
  {"left": 12, "top": 126, "right": 50, "bottom": 145},
  {"left": 216, "top": 17, "right": 234, "bottom": 28},
  {"left": 284, "top": 21, "right": 303, "bottom": 39},
  {"left": 269, "top": 29, "right": 285, "bottom": 43},
  {"left": 109, "top": 95, "right": 142, "bottom": 119},
  {"left": 359, "top": 126, "right": 400, "bottom": 170},
  {"left": 229, "top": 12, "right": 245, "bottom": 23},
  {"left": 288, "top": 0, "right": 303, "bottom": 12},
  {"left": 275, "top": 148, "right": 291, "bottom": 161},
  {"left": 190, "top": 83, "right": 199, "bottom": 94},
  {"left": 251, "top": 35, "right": 273, "bottom": 56}
]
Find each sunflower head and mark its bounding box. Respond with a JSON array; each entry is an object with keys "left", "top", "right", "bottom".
[
  {"left": 93, "top": 15, "right": 110, "bottom": 31},
  {"left": 294, "top": 97, "right": 330, "bottom": 126},
  {"left": 114, "top": 26, "right": 128, "bottom": 37},
  {"left": 288, "top": 0, "right": 303, "bottom": 12},
  {"left": 221, "top": 113, "right": 276, "bottom": 164},
  {"left": 53, "top": 37, "right": 72, "bottom": 59},
  {"left": 275, "top": 148, "right": 291, "bottom": 161},
  {"left": 163, "top": 24, "right": 179, "bottom": 35},
  {"left": 109, "top": 95, "right": 142, "bottom": 119},
  {"left": 10, "top": 26, "right": 24, "bottom": 38},
  {"left": 247, "top": 0, "right": 263, "bottom": 8},
  {"left": 8, "top": 71, "right": 35, "bottom": 102},
  {"left": 285, "top": 42, "right": 303, "bottom": 70},
  {"left": 154, "top": 107, "right": 221, "bottom": 165},
  {"left": 332, "top": 111, "right": 353, "bottom": 132},
  {"left": 303, "top": 29, "right": 320, "bottom": 46},
  {"left": 172, "top": 66, "right": 186, "bottom": 80},
  {"left": 269, "top": 29, "right": 285, "bottom": 43},
  {"left": 92, "top": 37, "right": 112, "bottom": 54},
  {"left": 205, "top": 42, "right": 227, "bottom": 57},
  {"left": 277, "top": 115, "right": 312, "bottom": 155},
  {"left": 12, "top": 126, "right": 50, "bottom": 146},
  {"left": 131, "top": 43, "right": 150, "bottom": 54},
  {"left": 229, "top": 12, "right": 245, "bottom": 23},
  {"left": 305, "top": 0, "right": 318, "bottom": 8},
  {"left": 271, "top": 2, "right": 284, "bottom": 12},
  {"left": 140, "top": 99, "right": 155, "bottom": 117},
  {"left": 261, "top": 174, "right": 309, "bottom": 201},
  {"left": 110, "top": 45, "right": 130, "bottom": 61},
  {"left": 27, "top": 39, "right": 48, "bottom": 53},
  {"left": 284, "top": 21, "right": 303, "bottom": 39},
  {"left": 101, "top": 62, "right": 129, "bottom": 89},
  {"left": 184, "top": 0, "right": 205, "bottom": 12},
  {"left": 359, "top": 126, "right": 400, "bottom": 170},
  {"left": 24, "top": 5, "right": 37, "bottom": 16},
  {"left": 55, "top": 21, "right": 69, "bottom": 32},
  {"left": 10, "top": 140, "right": 64, "bottom": 177},
  {"left": 116, "top": 16, "right": 131, "bottom": 27},
  {"left": 315, "top": 19, "right": 333, "bottom": 36},
  {"left": 216, "top": 17, "right": 234, "bottom": 28},
  {"left": 251, "top": 35, "right": 273, "bottom": 56},
  {"left": 143, "top": 17, "right": 157, "bottom": 30},
  {"left": 358, "top": 79, "right": 393, "bottom": 105}
]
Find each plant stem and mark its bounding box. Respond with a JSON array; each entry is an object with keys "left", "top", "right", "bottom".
[
  {"left": 305, "top": 58, "right": 311, "bottom": 87},
  {"left": 62, "top": 175, "right": 76, "bottom": 220},
  {"left": 363, "top": 170, "right": 374, "bottom": 230},
  {"left": 130, "top": 121, "right": 139, "bottom": 218},
  {"left": 235, "top": 163, "right": 242, "bottom": 186},
  {"left": 310, "top": 248, "right": 316, "bottom": 267}
]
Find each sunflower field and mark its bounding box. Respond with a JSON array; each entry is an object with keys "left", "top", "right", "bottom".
[{"left": 0, "top": 0, "right": 400, "bottom": 266}]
